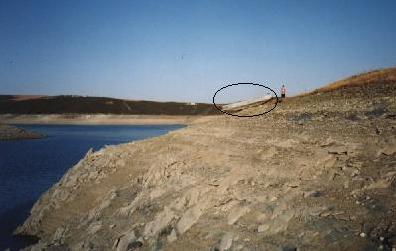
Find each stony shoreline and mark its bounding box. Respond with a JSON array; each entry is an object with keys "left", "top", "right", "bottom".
[
  {"left": 14, "top": 71, "right": 396, "bottom": 250},
  {"left": 0, "top": 124, "right": 44, "bottom": 140}
]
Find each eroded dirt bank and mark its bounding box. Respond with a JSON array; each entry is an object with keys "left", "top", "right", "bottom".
[{"left": 16, "top": 82, "right": 396, "bottom": 251}]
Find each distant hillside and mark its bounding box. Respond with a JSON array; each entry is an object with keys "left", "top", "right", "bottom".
[
  {"left": 314, "top": 67, "right": 396, "bottom": 93},
  {"left": 228, "top": 67, "right": 396, "bottom": 117},
  {"left": 0, "top": 95, "right": 220, "bottom": 115}
]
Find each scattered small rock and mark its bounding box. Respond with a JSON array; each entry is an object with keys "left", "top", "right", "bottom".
[
  {"left": 235, "top": 244, "right": 244, "bottom": 251},
  {"left": 303, "top": 190, "right": 322, "bottom": 198},
  {"left": 115, "top": 230, "right": 137, "bottom": 251},
  {"left": 52, "top": 226, "right": 67, "bottom": 244},
  {"left": 282, "top": 246, "right": 297, "bottom": 251},
  {"left": 126, "top": 240, "right": 143, "bottom": 250},
  {"left": 219, "top": 232, "right": 233, "bottom": 251},
  {"left": 167, "top": 229, "right": 177, "bottom": 243},
  {"left": 227, "top": 205, "right": 250, "bottom": 225},
  {"left": 257, "top": 224, "right": 270, "bottom": 233},
  {"left": 327, "top": 146, "right": 348, "bottom": 155}
]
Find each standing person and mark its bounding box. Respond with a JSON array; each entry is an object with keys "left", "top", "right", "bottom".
[{"left": 281, "top": 84, "right": 286, "bottom": 99}]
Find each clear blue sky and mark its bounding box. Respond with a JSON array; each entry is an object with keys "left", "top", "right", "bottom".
[{"left": 1, "top": 0, "right": 395, "bottom": 102}]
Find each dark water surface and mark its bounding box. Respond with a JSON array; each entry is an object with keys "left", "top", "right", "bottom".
[{"left": 0, "top": 124, "right": 184, "bottom": 250}]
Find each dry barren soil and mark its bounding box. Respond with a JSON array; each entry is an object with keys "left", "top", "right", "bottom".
[{"left": 16, "top": 69, "right": 396, "bottom": 251}]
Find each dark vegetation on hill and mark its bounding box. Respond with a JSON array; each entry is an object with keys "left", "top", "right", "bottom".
[{"left": 0, "top": 95, "right": 220, "bottom": 115}]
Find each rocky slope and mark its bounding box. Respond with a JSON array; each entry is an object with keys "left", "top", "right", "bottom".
[
  {"left": 0, "top": 124, "right": 44, "bottom": 140},
  {"left": 16, "top": 71, "right": 396, "bottom": 251}
]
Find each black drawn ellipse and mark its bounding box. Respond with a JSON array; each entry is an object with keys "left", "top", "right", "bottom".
[{"left": 212, "top": 83, "right": 279, "bottom": 117}]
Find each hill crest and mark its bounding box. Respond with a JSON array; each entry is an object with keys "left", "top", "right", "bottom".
[{"left": 314, "top": 67, "right": 396, "bottom": 93}]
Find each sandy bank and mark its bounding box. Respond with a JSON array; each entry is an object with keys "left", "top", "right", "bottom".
[{"left": 0, "top": 114, "right": 217, "bottom": 125}]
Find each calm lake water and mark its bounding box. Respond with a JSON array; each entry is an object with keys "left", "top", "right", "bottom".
[{"left": 0, "top": 124, "right": 184, "bottom": 250}]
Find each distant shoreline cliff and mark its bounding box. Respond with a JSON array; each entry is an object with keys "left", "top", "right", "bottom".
[{"left": 0, "top": 124, "right": 44, "bottom": 140}]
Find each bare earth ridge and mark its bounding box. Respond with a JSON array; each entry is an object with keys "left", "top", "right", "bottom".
[{"left": 16, "top": 77, "right": 396, "bottom": 250}]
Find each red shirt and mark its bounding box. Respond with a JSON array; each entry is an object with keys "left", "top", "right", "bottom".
[{"left": 281, "top": 86, "right": 286, "bottom": 95}]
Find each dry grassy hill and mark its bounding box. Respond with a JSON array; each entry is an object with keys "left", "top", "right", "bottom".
[{"left": 314, "top": 67, "right": 396, "bottom": 93}]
